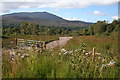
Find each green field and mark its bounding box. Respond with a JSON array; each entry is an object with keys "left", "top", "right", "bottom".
[{"left": 2, "top": 35, "right": 120, "bottom": 78}]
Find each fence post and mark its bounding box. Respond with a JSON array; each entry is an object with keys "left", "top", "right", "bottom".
[
  {"left": 14, "top": 38, "right": 17, "bottom": 49},
  {"left": 40, "top": 42, "right": 42, "bottom": 48},
  {"left": 43, "top": 42, "right": 46, "bottom": 49},
  {"left": 92, "top": 48, "right": 95, "bottom": 61}
]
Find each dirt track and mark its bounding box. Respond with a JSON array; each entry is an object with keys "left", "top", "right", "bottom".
[{"left": 46, "top": 37, "right": 73, "bottom": 49}]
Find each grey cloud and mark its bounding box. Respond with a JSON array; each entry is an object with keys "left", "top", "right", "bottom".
[{"left": 0, "top": 0, "right": 119, "bottom": 13}]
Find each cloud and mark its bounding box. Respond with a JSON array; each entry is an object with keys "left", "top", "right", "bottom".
[
  {"left": 64, "top": 17, "right": 90, "bottom": 22},
  {"left": 112, "top": 16, "right": 118, "bottom": 19},
  {"left": 19, "top": 6, "right": 30, "bottom": 8},
  {"left": 64, "top": 17, "right": 81, "bottom": 21},
  {"left": 94, "top": 10, "right": 107, "bottom": 16},
  {"left": 1, "top": 2, "right": 47, "bottom": 13},
  {"left": 0, "top": 0, "right": 119, "bottom": 13}
]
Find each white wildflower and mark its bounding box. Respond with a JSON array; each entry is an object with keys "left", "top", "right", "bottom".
[
  {"left": 21, "top": 55, "right": 24, "bottom": 58},
  {"left": 69, "top": 50, "right": 73, "bottom": 54},
  {"left": 36, "top": 50, "right": 39, "bottom": 52},
  {"left": 11, "top": 58, "right": 15, "bottom": 61},
  {"left": 98, "top": 57, "right": 101, "bottom": 59},
  {"left": 12, "top": 51, "right": 16, "bottom": 55},
  {"left": 83, "top": 50, "right": 85, "bottom": 53},
  {"left": 18, "top": 53, "right": 21, "bottom": 56},
  {"left": 75, "top": 49, "right": 78, "bottom": 52},
  {"left": 10, "top": 51, "right": 13, "bottom": 54},
  {"left": 23, "top": 53, "right": 29, "bottom": 57},
  {"left": 27, "top": 47, "right": 31, "bottom": 50},
  {"left": 64, "top": 51, "right": 68, "bottom": 55},
  {"left": 109, "top": 60, "right": 116, "bottom": 66},
  {"left": 100, "top": 59, "right": 116, "bottom": 72},
  {"left": 35, "top": 47, "right": 37, "bottom": 49},
  {"left": 96, "top": 53, "right": 101, "bottom": 55},
  {"left": 61, "top": 48, "right": 66, "bottom": 52},
  {"left": 59, "top": 53, "right": 61, "bottom": 55},
  {"left": 102, "top": 58, "right": 107, "bottom": 63},
  {"left": 85, "top": 53, "right": 88, "bottom": 55}
]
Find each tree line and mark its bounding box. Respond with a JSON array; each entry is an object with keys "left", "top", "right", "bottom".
[
  {"left": 82, "top": 20, "right": 120, "bottom": 37},
  {"left": 2, "top": 20, "right": 120, "bottom": 37},
  {"left": 2, "top": 21, "right": 86, "bottom": 36}
]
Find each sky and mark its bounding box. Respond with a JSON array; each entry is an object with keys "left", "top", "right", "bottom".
[{"left": 0, "top": 0, "right": 119, "bottom": 23}]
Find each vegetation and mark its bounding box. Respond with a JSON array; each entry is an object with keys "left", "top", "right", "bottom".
[
  {"left": 88, "top": 20, "right": 120, "bottom": 37},
  {"left": 2, "top": 35, "right": 59, "bottom": 48},
  {"left": 2, "top": 19, "right": 120, "bottom": 78},
  {"left": 2, "top": 36, "right": 119, "bottom": 78},
  {"left": 2, "top": 21, "right": 87, "bottom": 36},
  {"left": 2, "top": 20, "right": 120, "bottom": 37}
]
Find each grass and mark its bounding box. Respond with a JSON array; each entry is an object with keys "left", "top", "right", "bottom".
[
  {"left": 64, "top": 36, "right": 118, "bottom": 51},
  {"left": 2, "top": 35, "right": 59, "bottom": 48},
  {"left": 2, "top": 35, "right": 120, "bottom": 78}
]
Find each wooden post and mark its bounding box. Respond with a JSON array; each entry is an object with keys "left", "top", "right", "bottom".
[
  {"left": 43, "top": 42, "right": 46, "bottom": 49},
  {"left": 40, "top": 42, "right": 43, "bottom": 48},
  {"left": 14, "top": 38, "right": 17, "bottom": 49},
  {"left": 92, "top": 48, "right": 95, "bottom": 61}
]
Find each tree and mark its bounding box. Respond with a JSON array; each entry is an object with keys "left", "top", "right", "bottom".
[
  {"left": 88, "top": 25, "right": 94, "bottom": 35},
  {"left": 93, "top": 21, "right": 107, "bottom": 34},
  {"left": 82, "top": 28, "right": 88, "bottom": 35},
  {"left": 113, "top": 24, "right": 120, "bottom": 32},
  {"left": 20, "top": 21, "right": 28, "bottom": 35}
]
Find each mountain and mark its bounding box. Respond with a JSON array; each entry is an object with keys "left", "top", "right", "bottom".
[{"left": 2, "top": 12, "right": 93, "bottom": 27}]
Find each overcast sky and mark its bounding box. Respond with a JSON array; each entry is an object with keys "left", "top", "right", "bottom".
[{"left": 0, "top": 0, "right": 119, "bottom": 23}]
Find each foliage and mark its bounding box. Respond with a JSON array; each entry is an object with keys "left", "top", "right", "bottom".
[
  {"left": 2, "top": 21, "right": 88, "bottom": 36},
  {"left": 88, "top": 20, "right": 120, "bottom": 37}
]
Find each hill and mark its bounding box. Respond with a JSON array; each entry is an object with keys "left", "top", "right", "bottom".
[{"left": 2, "top": 12, "right": 92, "bottom": 27}]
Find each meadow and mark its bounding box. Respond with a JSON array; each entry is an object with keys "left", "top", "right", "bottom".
[{"left": 2, "top": 35, "right": 120, "bottom": 78}]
